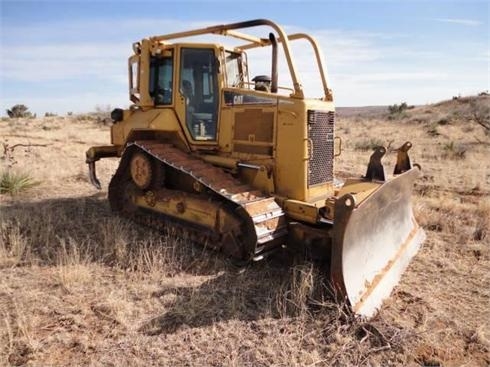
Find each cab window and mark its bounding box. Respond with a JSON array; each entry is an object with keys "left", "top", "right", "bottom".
[
  {"left": 225, "top": 51, "right": 243, "bottom": 88},
  {"left": 149, "top": 51, "right": 173, "bottom": 105}
]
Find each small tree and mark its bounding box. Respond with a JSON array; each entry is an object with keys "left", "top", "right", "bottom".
[
  {"left": 6, "top": 104, "right": 33, "bottom": 118},
  {"left": 469, "top": 100, "right": 490, "bottom": 135}
]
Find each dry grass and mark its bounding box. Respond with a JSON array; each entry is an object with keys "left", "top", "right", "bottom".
[{"left": 1, "top": 97, "right": 489, "bottom": 366}]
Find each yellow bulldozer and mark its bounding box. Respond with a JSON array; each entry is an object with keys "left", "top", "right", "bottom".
[{"left": 86, "top": 19, "right": 425, "bottom": 317}]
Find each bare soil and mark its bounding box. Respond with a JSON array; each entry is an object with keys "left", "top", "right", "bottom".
[{"left": 1, "top": 96, "right": 489, "bottom": 366}]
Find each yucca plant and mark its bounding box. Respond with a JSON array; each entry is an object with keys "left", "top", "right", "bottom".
[{"left": 0, "top": 170, "right": 40, "bottom": 195}]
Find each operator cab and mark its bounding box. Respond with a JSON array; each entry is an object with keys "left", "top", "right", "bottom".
[
  {"left": 129, "top": 42, "right": 223, "bottom": 143},
  {"left": 145, "top": 46, "right": 220, "bottom": 141},
  {"left": 128, "top": 39, "right": 281, "bottom": 146}
]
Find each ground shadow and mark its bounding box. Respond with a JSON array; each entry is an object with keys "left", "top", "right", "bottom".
[
  {"left": 1, "top": 194, "right": 337, "bottom": 334},
  {"left": 137, "top": 262, "right": 302, "bottom": 335},
  {"left": 137, "top": 250, "right": 339, "bottom": 336},
  {"left": 0, "top": 194, "right": 237, "bottom": 275}
]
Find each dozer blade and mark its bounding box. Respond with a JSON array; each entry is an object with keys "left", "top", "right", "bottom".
[{"left": 331, "top": 167, "right": 425, "bottom": 318}]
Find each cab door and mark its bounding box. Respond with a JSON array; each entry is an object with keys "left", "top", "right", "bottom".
[{"left": 177, "top": 47, "right": 220, "bottom": 142}]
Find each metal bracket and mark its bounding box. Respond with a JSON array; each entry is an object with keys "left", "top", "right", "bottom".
[
  {"left": 394, "top": 141, "right": 412, "bottom": 175},
  {"left": 85, "top": 145, "right": 119, "bottom": 190},
  {"left": 334, "top": 136, "right": 342, "bottom": 157},
  {"left": 364, "top": 146, "right": 386, "bottom": 182}
]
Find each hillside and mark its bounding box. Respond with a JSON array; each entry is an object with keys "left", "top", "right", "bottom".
[
  {"left": 336, "top": 105, "right": 390, "bottom": 119},
  {"left": 1, "top": 96, "right": 489, "bottom": 366}
]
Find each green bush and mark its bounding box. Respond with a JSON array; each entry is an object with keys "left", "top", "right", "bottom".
[
  {"left": 388, "top": 102, "right": 408, "bottom": 115},
  {"left": 0, "top": 170, "right": 40, "bottom": 195},
  {"left": 6, "top": 104, "right": 33, "bottom": 118}
]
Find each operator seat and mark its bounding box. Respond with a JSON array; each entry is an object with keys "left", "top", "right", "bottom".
[{"left": 182, "top": 80, "right": 194, "bottom": 107}]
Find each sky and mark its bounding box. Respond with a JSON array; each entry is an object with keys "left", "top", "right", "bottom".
[{"left": 0, "top": 0, "right": 489, "bottom": 116}]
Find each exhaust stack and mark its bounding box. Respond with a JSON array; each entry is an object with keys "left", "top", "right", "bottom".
[{"left": 269, "top": 32, "right": 278, "bottom": 93}]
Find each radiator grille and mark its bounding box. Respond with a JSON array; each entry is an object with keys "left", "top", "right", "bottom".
[{"left": 307, "top": 110, "right": 335, "bottom": 186}]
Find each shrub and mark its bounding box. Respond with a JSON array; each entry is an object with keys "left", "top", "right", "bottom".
[
  {"left": 427, "top": 123, "right": 440, "bottom": 137},
  {"left": 93, "top": 105, "right": 112, "bottom": 125},
  {"left": 354, "top": 138, "right": 385, "bottom": 151},
  {"left": 0, "top": 170, "right": 40, "bottom": 195},
  {"left": 469, "top": 100, "right": 490, "bottom": 135},
  {"left": 6, "top": 104, "right": 33, "bottom": 118},
  {"left": 388, "top": 102, "right": 412, "bottom": 115},
  {"left": 437, "top": 117, "right": 450, "bottom": 125},
  {"left": 75, "top": 114, "right": 96, "bottom": 122},
  {"left": 442, "top": 141, "right": 467, "bottom": 160}
]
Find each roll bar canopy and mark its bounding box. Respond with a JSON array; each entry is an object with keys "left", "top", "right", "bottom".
[{"left": 148, "top": 19, "right": 332, "bottom": 100}]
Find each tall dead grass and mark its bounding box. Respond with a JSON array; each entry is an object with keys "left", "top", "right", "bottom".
[{"left": 0, "top": 196, "right": 199, "bottom": 277}]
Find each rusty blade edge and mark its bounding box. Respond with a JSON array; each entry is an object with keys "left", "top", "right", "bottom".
[{"left": 352, "top": 223, "right": 425, "bottom": 317}]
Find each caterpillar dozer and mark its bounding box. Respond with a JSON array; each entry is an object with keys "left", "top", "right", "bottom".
[{"left": 86, "top": 19, "right": 425, "bottom": 317}]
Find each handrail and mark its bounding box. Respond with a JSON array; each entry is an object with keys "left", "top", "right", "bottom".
[{"left": 239, "top": 33, "right": 333, "bottom": 101}]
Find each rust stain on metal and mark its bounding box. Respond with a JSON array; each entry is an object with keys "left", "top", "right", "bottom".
[{"left": 124, "top": 140, "right": 288, "bottom": 257}]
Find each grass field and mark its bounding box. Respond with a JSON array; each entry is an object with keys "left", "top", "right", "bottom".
[{"left": 1, "top": 96, "right": 489, "bottom": 366}]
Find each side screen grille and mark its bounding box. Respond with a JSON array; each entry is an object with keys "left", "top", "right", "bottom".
[{"left": 307, "top": 110, "right": 335, "bottom": 186}]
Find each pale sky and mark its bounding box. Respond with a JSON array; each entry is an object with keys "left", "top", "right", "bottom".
[{"left": 0, "top": 0, "right": 489, "bottom": 116}]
